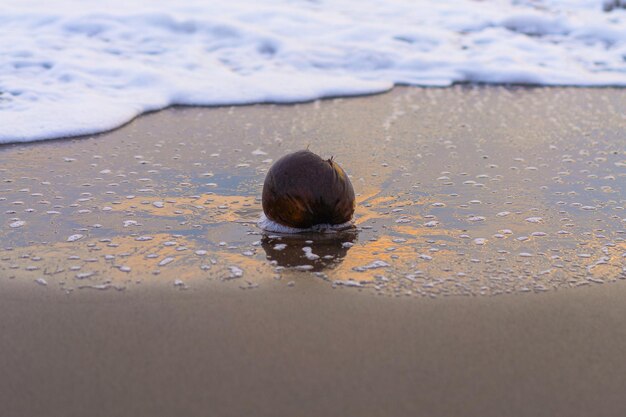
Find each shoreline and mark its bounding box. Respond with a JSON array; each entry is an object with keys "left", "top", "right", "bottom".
[{"left": 4, "top": 84, "right": 625, "bottom": 148}]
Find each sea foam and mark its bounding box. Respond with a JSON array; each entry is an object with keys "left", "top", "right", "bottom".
[
  {"left": 1, "top": 0, "right": 625, "bottom": 143},
  {"left": 257, "top": 214, "right": 354, "bottom": 234}
]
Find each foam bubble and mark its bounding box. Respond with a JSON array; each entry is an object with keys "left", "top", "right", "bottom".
[{"left": 257, "top": 214, "right": 354, "bottom": 234}]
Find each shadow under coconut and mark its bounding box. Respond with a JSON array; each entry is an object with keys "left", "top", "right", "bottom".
[{"left": 261, "top": 229, "right": 358, "bottom": 272}]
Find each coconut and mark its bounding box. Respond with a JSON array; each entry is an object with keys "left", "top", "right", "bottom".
[{"left": 262, "top": 150, "right": 355, "bottom": 229}]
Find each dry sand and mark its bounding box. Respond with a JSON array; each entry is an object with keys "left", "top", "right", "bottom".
[{"left": 1, "top": 86, "right": 625, "bottom": 416}]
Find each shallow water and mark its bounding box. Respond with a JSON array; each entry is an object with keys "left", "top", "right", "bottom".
[{"left": 1, "top": 86, "right": 625, "bottom": 296}]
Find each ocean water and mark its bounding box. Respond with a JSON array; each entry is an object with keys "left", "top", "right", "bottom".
[{"left": 1, "top": 0, "right": 625, "bottom": 143}]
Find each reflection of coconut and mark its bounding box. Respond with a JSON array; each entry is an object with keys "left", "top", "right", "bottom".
[
  {"left": 262, "top": 150, "right": 355, "bottom": 229},
  {"left": 261, "top": 230, "right": 357, "bottom": 271}
]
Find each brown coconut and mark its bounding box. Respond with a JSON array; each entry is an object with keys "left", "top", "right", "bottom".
[{"left": 262, "top": 150, "right": 355, "bottom": 229}]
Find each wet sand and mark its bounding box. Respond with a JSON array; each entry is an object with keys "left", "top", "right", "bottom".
[
  {"left": 1, "top": 86, "right": 626, "bottom": 416},
  {"left": 3, "top": 281, "right": 626, "bottom": 417}
]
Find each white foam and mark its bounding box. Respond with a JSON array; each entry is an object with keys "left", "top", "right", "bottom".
[
  {"left": 2, "top": 0, "right": 625, "bottom": 143},
  {"left": 258, "top": 214, "right": 354, "bottom": 234}
]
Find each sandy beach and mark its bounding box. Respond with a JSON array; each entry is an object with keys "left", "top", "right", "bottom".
[
  {"left": 1, "top": 86, "right": 625, "bottom": 416},
  {"left": 3, "top": 279, "right": 626, "bottom": 417}
]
